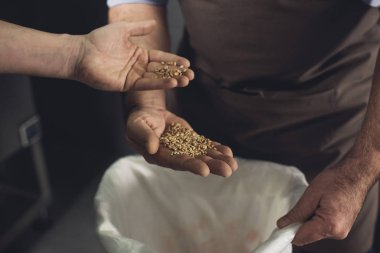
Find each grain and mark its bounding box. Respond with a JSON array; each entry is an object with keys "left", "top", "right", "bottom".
[
  {"left": 154, "top": 61, "right": 188, "bottom": 79},
  {"left": 160, "top": 123, "right": 216, "bottom": 157}
]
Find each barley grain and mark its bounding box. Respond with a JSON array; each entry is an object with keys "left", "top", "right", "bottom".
[{"left": 160, "top": 123, "right": 216, "bottom": 157}]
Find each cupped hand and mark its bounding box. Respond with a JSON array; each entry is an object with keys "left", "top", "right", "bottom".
[
  {"left": 126, "top": 106, "right": 238, "bottom": 177},
  {"left": 73, "top": 20, "right": 194, "bottom": 91},
  {"left": 276, "top": 157, "right": 374, "bottom": 246}
]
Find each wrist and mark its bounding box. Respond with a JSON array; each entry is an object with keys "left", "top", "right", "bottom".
[
  {"left": 345, "top": 146, "right": 380, "bottom": 185},
  {"left": 125, "top": 90, "right": 166, "bottom": 109},
  {"left": 362, "top": 152, "right": 380, "bottom": 183},
  {"left": 123, "top": 91, "right": 166, "bottom": 120},
  {"left": 61, "top": 34, "right": 85, "bottom": 80}
]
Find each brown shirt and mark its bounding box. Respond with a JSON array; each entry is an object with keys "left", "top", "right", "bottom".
[{"left": 174, "top": 0, "right": 380, "bottom": 178}]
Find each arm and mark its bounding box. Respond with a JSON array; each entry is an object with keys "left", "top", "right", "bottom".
[
  {"left": 0, "top": 19, "right": 188, "bottom": 91},
  {"left": 109, "top": 3, "right": 171, "bottom": 113},
  {"left": 110, "top": 4, "right": 174, "bottom": 152},
  {"left": 110, "top": 4, "right": 238, "bottom": 177},
  {"left": 349, "top": 50, "right": 380, "bottom": 185},
  {"left": 0, "top": 20, "right": 80, "bottom": 79},
  {"left": 277, "top": 50, "right": 380, "bottom": 246}
]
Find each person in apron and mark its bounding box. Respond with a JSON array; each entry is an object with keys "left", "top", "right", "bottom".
[
  {"left": 0, "top": 20, "right": 192, "bottom": 92},
  {"left": 110, "top": 1, "right": 380, "bottom": 252}
]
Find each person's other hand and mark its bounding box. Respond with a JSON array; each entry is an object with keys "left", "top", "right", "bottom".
[
  {"left": 276, "top": 157, "right": 374, "bottom": 246},
  {"left": 72, "top": 20, "right": 193, "bottom": 91},
  {"left": 126, "top": 106, "right": 238, "bottom": 177}
]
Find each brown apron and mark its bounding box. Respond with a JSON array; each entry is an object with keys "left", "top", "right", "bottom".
[{"left": 173, "top": 0, "right": 380, "bottom": 252}]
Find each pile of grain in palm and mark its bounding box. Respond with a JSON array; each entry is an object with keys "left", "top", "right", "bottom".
[
  {"left": 159, "top": 123, "right": 216, "bottom": 157},
  {"left": 154, "top": 61, "right": 187, "bottom": 79}
]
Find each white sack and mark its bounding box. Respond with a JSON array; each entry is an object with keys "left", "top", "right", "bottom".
[{"left": 95, "top": 155, "right": 308, "bottom": 253}]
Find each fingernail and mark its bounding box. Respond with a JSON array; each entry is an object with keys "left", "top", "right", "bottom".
[
  {"left": 292, "top": 240, "right": 305, "bottom": 247},
  {"left": 277, "top": 217, "right": 290, "bottom": 228},
  {"left": 224, "top": 170, "right": 233, "bottom": 177},
  {"left": 199, "top": 168, "right": 210, "bottom": 177}
]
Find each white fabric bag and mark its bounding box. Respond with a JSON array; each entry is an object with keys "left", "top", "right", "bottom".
[{"left": 95, "top": 155, "right": 308, "bottom": 253}]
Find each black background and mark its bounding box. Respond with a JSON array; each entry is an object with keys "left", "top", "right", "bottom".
[{"left": 0, "top": 0, "right": 130, "bottom": 251}]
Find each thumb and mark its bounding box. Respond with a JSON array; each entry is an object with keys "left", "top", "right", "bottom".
[
  {"left": 126, "top": 118, "right": 160, "bottom": 155},
  {"left": 277, "top": 187, "right": 319, "bottom": 229},
  {"left": 125, "top": 20, "right": 156, "bottom": 37}
]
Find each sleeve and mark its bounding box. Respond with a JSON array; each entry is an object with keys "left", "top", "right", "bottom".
[
  {"left": 362, "top": 0, "right": 380, "bottom": 7},
  {"left": 107, "top": 0, "right": 168, "bottom": 8}
]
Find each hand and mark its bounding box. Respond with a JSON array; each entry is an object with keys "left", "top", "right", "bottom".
[
  {"left": 72, "top": 20, "right": 193, "bottom": 91},
  {"left": 276, "top": 157, "right": 374, "bottom": 246},
  {"left": 126, "top": 106, "right": 238, "bottom": 177}
]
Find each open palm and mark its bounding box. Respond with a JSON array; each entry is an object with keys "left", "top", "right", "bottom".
[
  {"left": 74, "top": 20, "right": 193, "bottom": 91},
  {"left": 126, "top": 106, "right": 238, "bottom": 177}
]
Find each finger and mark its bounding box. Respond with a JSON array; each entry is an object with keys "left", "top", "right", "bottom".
[
  {"left": 133, "top": 76, "right": 178, "bottom": 91},
  {"left": 146, "top": 63, "right": 194, "bottom": 82},
  {"left": 147, "top": 62, "right": 191, "bottom": 74},
  {"left": 166, "top": 118, "right": 193, "bottom": 130},
  {"left": 133, "top": 51, "right": 149, "bottom": 76},
  {"left": 126, "top": 118, "right": 160, "bottom": 155},
  {"left": 213, "top": 143, "right": 234, "bottom": 157},
  {"left": 277, "top": 187, "right": 320, "bottom": 229},
  {"left": 126, "top": 135, "right": 152, "bottom": 157},
  {"left": 146, "top": 62, "right": 171, "bottom": 72},
  {"left": 197, "top": 155, "right": 233, "bottom": 177},
  {"left": 207, "top": 149, "right": 238, "bottom": 171},
  {"left": 126, "top": 20, "right": 156, "bottom": 37},
  {"left": 175, "top": 75, "right": 190, "bottom": 87},
  {"left": 154, "top": 148, "right": 210, "bottom": 177},
  {"left": 149, "top": 50, "right": 190, "bottom": 67},
  {"left": 145, "top": 63, "right": 193, "bottom": 86},
  {"left": 292, "top": 217, "right": 328, "bottom": 246},
  {"left": 182, "top": 68, "right": 195, "bottom": 81}
]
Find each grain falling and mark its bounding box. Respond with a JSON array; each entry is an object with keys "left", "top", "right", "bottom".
[{"left": 160, "top": 123, "right": 216, "bottom": 157}]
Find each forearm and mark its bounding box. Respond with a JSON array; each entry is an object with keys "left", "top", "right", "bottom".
[
  {"left": 109, "top": 4, "right": 169, "bottom": 109},
  {"left": 109, "top": 4, "right": 170, "bottom": 50},
  {"left": 0, "top": 20, "right": 82, "bottom": 79},
  {"left": 349, "top": 50, "right": 380, "bottom": 184}
]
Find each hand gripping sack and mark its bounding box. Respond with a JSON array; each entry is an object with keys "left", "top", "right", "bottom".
[{"left": 95, "top": 155, "right": 308, "bottom": 253}]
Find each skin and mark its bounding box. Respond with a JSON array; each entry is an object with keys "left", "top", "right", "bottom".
[
  {"left": 110, "top": 2, "right": 380, "bottom": 248},
  {"left": 0, "top": 19, "right": 192, "bottom": 91},
  {"left": 277, "top": 51, "right": 380, "bottom": 246},
  {"left": 109, "top": 4, "right": 238, "bottom": 177}
]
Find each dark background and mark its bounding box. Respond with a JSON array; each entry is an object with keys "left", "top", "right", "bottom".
[
  {"left": 0, "top": 0, "right": 130, "bottom": 252},
  {"left": 0, "top": 0, "right": 379, "bottom": 252}
]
